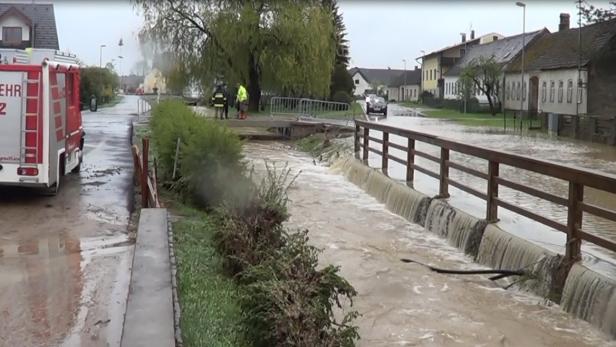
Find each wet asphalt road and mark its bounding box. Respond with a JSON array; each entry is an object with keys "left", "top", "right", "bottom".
[{"left": 0, "top": 96, "right": 138, "bottom": 346}]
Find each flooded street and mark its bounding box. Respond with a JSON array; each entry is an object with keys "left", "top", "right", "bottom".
[
  {"left": 364, "top": 104, "right": 616, "bottom": 278},
  {"left": 0, "top": 96, "right": 137, "bottom": 346},
  {"left": 244, "top": 142, "right": 616, "bottom": 346}
]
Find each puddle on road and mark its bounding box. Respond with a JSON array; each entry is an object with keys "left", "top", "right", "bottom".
[
  {"left": 244, "top": 142, "right": 615, "bottom": 347},
  {"left": 0, "top": 233, "right": 132, "bottom": 347}
]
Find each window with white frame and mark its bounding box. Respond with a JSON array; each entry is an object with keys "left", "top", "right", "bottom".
[
  {"left": 567, "top": 79, "right": 573, "bottom": 103},
  {"left": 522, "top": 81, "right": 527, "bottom": 101},
  {"left": 577, "top": 80, "right": 583, "bottom": 104},
  {"left": 558, "top": 80, "right": 564, "bottom": 103},
  {"left": 549, "top": 81, "right": 555, "bottom": 103},
  {"left": 541, "top": 81, "right": 547, "bottom": 103},
  {"left": 516, "top": 81, "right": 520, "bottom": 100},
  {"left": 354, "top": 79, "right": 359, "bottom": 84}
]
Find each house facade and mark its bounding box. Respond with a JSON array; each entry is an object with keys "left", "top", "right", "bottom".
[
  {"left": 387, "top": 67, "right": 422, "bottom": 102},
  {"left": 504, "top": 15, "right": 616, "bottom": 118},
  {"left": 443, "top": 29, "right": 548, "bottom": 104},
  {"left": 420, "top": 31, "right": 504, "bottom": 98},
  {"left": 348, "top": 67, "right": 406, "bottom": 97},
  {"left": 0, "top": 4, "right": 59, "bottom": 49}
]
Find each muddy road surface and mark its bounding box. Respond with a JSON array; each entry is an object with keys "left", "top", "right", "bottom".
[{"left": 0, "top": 96, "right": 138, "bottom": 347}]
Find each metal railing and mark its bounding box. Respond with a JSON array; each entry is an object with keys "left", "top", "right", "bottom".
[
  {"left": 354, "top": 119, "right": 616, "bottom": 263},
  {"left": 270, "top": 96, "right": 356, "bottom": 122}
]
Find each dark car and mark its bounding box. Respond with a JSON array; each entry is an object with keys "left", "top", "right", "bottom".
[{"left": 366, "top": 95, "right": 387, "bottom": 116}]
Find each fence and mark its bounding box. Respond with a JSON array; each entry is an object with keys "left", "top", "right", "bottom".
[
  {"left": 132, "top": 137, "right": 161, "bottom": 208},
  {"left": 270, "top": 97, "right": 355, "bottom": 122},
  {"left": 354, "top": 119, "right": 616, "bottom": 263}
]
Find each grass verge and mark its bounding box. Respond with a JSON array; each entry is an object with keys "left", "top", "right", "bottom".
[
  {"left": 423, "top": 108, "right": 513, "bottom": 128},
  {"left": 169, "top": 198, "right": 248, "bottom": 347}
]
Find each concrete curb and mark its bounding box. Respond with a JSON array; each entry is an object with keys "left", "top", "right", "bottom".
[
  {"left": 167, "top": 213, "right": 183, "bottom": 347},
  {"left": 121, "top": 208, "right": 175, "bottom": 347}
]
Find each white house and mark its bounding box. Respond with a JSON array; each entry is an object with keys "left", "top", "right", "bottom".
[
  {"left": 0, "top": 4, "right": 59, "bottom": 50},
  {"left": 348, "top": 67, "right": 406, "bottom": 97},
  {"left": 504, "top": 14, "right": 616, "bottom": 117},
  {"left": 387, "top": 67, "right": 422, "bottom": 102},
  {"left": 443, "top": 29, "right": 547, "bottom": 105}
]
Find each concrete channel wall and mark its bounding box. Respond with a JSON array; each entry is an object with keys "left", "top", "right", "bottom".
[
  {"left": 122, "top": 208, "right": 176, "bottom": 347},
  {"left": 333, "top": 156, "right": 616, "bottom": 338}
]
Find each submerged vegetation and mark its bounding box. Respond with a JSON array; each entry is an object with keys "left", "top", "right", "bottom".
[{"left": 151, "top": 101, "right": 359, "bottom": 346}]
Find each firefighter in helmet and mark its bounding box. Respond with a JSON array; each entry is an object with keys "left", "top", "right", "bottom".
[{"left": 211, "top": 82, "right": 227, "bottom": 120}]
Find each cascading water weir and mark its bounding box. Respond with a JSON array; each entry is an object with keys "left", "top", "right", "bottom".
[
  {"left": 424, "top": 200, "right": 487, "bottom": 257},
  {"left": 561, "top": 264, "right": 616, "bottom": 338},
  {"left": 476, "top": 225, "right": 563, "bottom": 300},
  {"left": 332, "top": 156, "right": 616, "bottom": 339},
  {"left": 332, "top": 157, "right": 430, "bottom": 225}
]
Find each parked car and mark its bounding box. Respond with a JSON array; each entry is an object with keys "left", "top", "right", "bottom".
[{"left": 366, "top": 95, "right": 387, "bottom": 117}]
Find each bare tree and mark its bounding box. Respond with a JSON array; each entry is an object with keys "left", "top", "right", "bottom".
[{"left": 459, "top": 56, "right": 502, "bottom": 115}]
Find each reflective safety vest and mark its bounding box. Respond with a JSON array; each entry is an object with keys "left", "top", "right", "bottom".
[
  {"left": 212, "top": 92, "right": 226, "bottom": 108},
  {"left": 237, "top": 85, "right": 248, "bottom": 102}
]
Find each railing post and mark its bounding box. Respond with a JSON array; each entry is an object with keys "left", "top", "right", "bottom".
[
  {"left": 363, "top": 127, "right": 369, "bottom": 163},
  {"left": 382, "top": 132, "right": 389, "bottom": 176},
  {"left": 486, "top": 161, "right": 499, "bottom": 222},
  {"left": 566, "top": 182, "right": 584, "bottom": 263},
  {"left": 406, "top": 138, "right": 415, "bottom": 184},
  {"left": 438, "top": 148, "right": 450, "bottom": 198},
  {"left": 354, "top": 123, "right": 360, "bottom": 159},
  {"left": 142, "top": 137, "right": 150, "bottom": 208}
]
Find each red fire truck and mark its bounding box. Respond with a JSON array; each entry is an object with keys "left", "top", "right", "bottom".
[{"left": 0, "top": 49, "right": 83, "bottom": 194}]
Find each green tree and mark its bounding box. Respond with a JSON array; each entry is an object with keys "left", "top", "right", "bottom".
[
  {"left": 322, "top": 0, "right": 350, "bottom": 67},
  {"left": 135, "top": 0, "right": 336, "bottom": 111},
  {"left": 459, "top": 56, "right": 502, "bottom": 115},
  {"left": 329, "top": 63, "right": 354, "bottom": 101},
  {"left": 579, "top": 0, "right": 616, "bottom": 24},
  {"left": 80, "top": 67, "right": 119, "bottom": 107}
]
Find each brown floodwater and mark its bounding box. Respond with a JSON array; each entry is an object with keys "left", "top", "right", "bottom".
[
  {"left": 244, "top": 142, "right": 616, "bottom": 346},
  {"left": 362, "top": 104, "right": 616, "bottom": 278}
]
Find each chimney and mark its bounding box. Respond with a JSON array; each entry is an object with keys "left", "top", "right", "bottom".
[
  {"left": 415, "top": 66, "right": 419, "bottom": 70},
  {"left": 470, "top": 30, "right": 475, "bottom": 40},
  {"left": 461, "top": 33, "right": 466, "bottom": 43},
  {"left": 559, "top": 13, "right": 570, "bottom": 31}
]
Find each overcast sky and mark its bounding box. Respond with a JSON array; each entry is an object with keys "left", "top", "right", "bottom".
[{"left": 44, "top": 0, "right": 613, "bottom": 74}]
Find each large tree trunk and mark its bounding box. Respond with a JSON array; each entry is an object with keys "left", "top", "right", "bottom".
[{"left": 247, "top": 52, "right": 261, "bottom": 112}]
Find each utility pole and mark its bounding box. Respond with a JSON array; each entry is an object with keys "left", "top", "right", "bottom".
[
  {"left": 576, "top": 0, "right": 582, "bottom": 118},
  {"left": 403, "top": 59, "right": 407, "bottom": 101},
  {"left": 516, "top": 2, "right": 526, "bottom": 132},
  {"left": 460, "top": 32, "right": 468, "bottom": 114}
]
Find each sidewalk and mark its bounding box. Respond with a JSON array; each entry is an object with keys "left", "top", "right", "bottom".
[{"left": 243, "top": 142, "right": 614, "bottom": 347}]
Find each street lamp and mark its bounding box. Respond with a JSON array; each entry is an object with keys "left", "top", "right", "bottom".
[
  {"left": 402, "top": 59, "right": 407, "bottom": 101},
  {"left": 118, "top": 55, "right": 124, "bottom": 76},
  {"left": 516, "top": 1, "right": 526, "bottom": 131},
  {"left": 99, "top": 44, "right": 106, "bottom": 68}
]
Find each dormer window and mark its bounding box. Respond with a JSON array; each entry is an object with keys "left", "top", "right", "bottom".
[{"left": 2, "top": 27, "right": 22, "bottom": 46}]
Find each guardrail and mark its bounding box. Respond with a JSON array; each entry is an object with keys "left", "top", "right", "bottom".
[
  {"left": 270, "top": 96, "right": 355, "bottom": 122},
  {"left": 354, "top": 119, "right": 616, "bottom": 263}
]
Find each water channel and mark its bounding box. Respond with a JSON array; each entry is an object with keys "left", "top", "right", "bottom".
[{"left": 363, "top": 104, "right": 616, "bottom": 279}]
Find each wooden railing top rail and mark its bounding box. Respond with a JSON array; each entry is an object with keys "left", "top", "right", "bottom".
[{"left": 355, "top": 120, "right": 616, "bottom": 194}]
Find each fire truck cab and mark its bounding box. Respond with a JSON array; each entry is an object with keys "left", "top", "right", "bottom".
[{"left": 0, "top": 49, "right": 83, "bottom": 194}]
